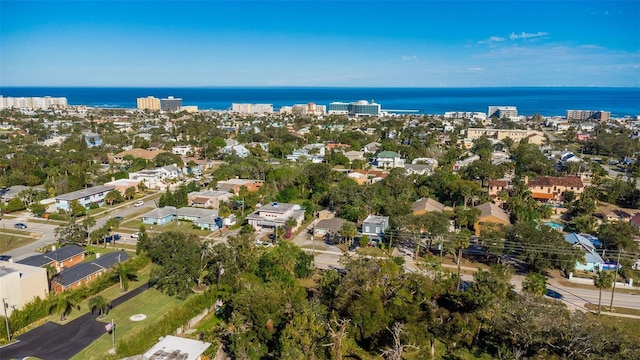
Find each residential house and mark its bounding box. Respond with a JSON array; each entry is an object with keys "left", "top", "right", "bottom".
[
  {"left": 160, "top": 164, "right": 182, "bottom": 179},
  {"left": 54, "top": 185, "right": 115, "bottom": 212},
  {"left": 17, "top": 245, "right": 86, "bottom": 273},
  {"left": 600, "top": 209, "right": 632, "bottom": 223},
  {"left": 453, "top": 155, "right": 480, "bottom": 172},
  {"left": 172, "top": 145, "right": 192, "bottom": 156},
  {"left": 129, "top": 169, "right": 166, "bottom": 190},
  {"left": 1, "top": 185, "right": 30, "bottom": 204},
  {"left": 0, "top": 262, "right": 48, "bottom": 317},
  {"left": 142, "top": 206, "right": 177, "bottom": 225},
  {"left": 188, "top": 190, "right": 232, "bottom": 209},
  {"left": 525, "top": 176, "right": 584, "bottom": 202},
  {"left": 488, "top": 180, "right": 509, "bottom": 199},
  {"left": 363, "top": 142, "right": 381, "bottom": 154},
  {"left": 287, "top": 143, "right": 326, "bottom": 163},
  {"left": 314, "top": 218, "right": 350, "bottom": 241},
  {"left": 176, "top": 207, "right": 218, "bottom": 222},
  {"left": 361, "top": 215, "right": 390, "bottom": 239},
  {"left": 142, "top": 335, "right": 211, "bottom": 360},
  {"left": 564, "top": 233, "right": 605, "bottom": 272},
  {"left": 473, "top": 203, "right": 511, "bottom": 237},
  {"left": 103, "top": 178, "right": 141, "bottom": 196},
  {"left": 221, "top": 144, "right": 251, "bottom": 158},
  {"left": 375, "top": 151, "right": 405, "bottom": 169},
  {"left": 83, "top": 132, "right": 102, "bottom": 148},
  {"left": 559, "top": 150, "right": 582, "bottom": 164},
  {"left": 347, "top": 169, "right": 389, "bottom": 185},
  {"left": 412, "top": 198, "right": 450, "bottom": 216},
  {"left": 491, "top": 151, "right": 512, "bottom": 165},
  {"left": 343, "top": 150, "right": 366, "bottom": 163},
  {"left": 51, "top": 251, "right": 129, "bottom": 294},
  {"left": 404, "top": 164, "right": 434, "bottom": 176},
  {"left": 629, "top": 213, "right": 640, "bottom": 228},
  {"left": 246, "top": 202, "right": 305, "bottom": 231},
  {"left": 215, "top": 179, "right": 263, "bottom": 195}
]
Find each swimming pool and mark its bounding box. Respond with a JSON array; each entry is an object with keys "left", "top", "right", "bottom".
[{"left": 543, "top": 222, "right": 565, "bottom": 231}]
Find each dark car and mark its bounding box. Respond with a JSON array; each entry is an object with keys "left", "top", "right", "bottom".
[
  {"left": 0, "top": 255, "right": 12, "bottom": 261},
  {"left": 114, "top": 216, "right": 124, "bottom": 222},
  {"left": 104, "top": 234, "right": 121, "bottom": 243},
  {"left": 14, "top": 223, "right": 27, "bottom": 229}
]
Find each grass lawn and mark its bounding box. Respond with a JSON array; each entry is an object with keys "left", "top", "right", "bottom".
[
  {"left": 154, "top": 220, "right": 213, "bottom": 237},
  {"left": 0, "top": 234, "right": 36, "bottom": 252},
  {"left": 584, "top": 303, "right": 640, "bottom": 317},
  {"left": 49, "top": 267, "right": 151, "bottom": 325},
  {"left": 71, "top": 288, "right": 185, "bottom": 360},
  {"left": 588, "top": 313, "right": 640, "bottom": 343}
]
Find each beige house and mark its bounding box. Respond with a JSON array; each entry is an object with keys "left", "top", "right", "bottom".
[
  {"left": 466, "top": 128, "right": 546, "bottom": 145},
  {"left": 474, "top": 203, "right": 511, "bottom": 237},
  {"left": 188, "top": 190, "right": 232, "bottom": 209},
  {"left": 412, "top": 198, "right": 451, "bottom": 216},
  {"left": 0, "top": 261, "right": 48, "bottom": 317},
  {"left": 525, "top": 176, "right": 584, "bottom": 202}
]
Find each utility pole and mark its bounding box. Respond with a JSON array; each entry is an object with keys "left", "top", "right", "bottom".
[
  {"left": 2, "top": 298, "right": 10, "bottom": 341},
  {"left": 609, "top": 251, "right": 622, "bottom": 311}
]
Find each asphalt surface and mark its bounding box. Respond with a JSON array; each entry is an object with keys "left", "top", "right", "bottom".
[{"left": 0, "top": 283, "right": 150, "bottom": 360}]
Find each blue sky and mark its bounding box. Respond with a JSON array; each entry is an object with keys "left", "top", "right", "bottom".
[{"left": 1, "top": 0, "right": 639, "bottom": 87}]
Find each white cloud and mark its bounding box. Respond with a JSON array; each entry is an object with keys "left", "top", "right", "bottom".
[
  {"left": 401, "top": 55, "right": 418, "bottom": 61},
  {"left": 467, "top": 67, "right": 485, "bottom": 71},
  {"left": 478, "top": 36, "right": 505, "bottom": 44},
  {"left": 509, "top": 31, "right": 549, "bottom": 40}
]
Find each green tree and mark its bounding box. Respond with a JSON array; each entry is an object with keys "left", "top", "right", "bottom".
[
  {"left": 522, "top": 272, "right": 547, "bottom": 297},
  {"left": 88, "top": 295, "right": 111, "bottom": 319},
  {"left": 29, "top": 202, "right": 47, "bottom": 217},
  {"left": 593, "top": 270, "right": 614, "bottom": 315},
  {"left": 5, "top": 197, "right": 26, "bottom": 212},
  {"left": 49, "top": 292, "right": 80, "bottom": 321},
  {"left": 104, "top": 190, "right": 124, "bottom": 206},
  {"left": 124, "top": 186, "right": 136, "bottom": 200},
  {"left": 339, "top": 221, "right": 357, "bottom": 245},
  {"left": 112, "top": 262, "right": 137, "bottom": 292}
]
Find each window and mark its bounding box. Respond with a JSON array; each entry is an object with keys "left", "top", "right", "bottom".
[{"left": 365, "top": 226, "right": 370, "bottom": 233}]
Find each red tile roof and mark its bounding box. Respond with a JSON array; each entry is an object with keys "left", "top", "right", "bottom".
[{"left": 527, "top": 176, "right": 584, "bottom": 188}]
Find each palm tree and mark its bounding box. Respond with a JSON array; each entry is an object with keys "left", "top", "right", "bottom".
[
  {"left": 124, "top": 186, "right": 136, "bottom": 200},
  {"left": 112, "top": 263, "right": 137, "bottom": 292},
  {"left": 82, "top": 216, "right": 96, "bottom": 244},
  {"left": 593, "top": 270, "right": 614, "bottom": 315},
  {"left": 49, "top": 292, "right": 80, "bottom": 322},
  {"left": 339, "top": 222, "right": 357, "bottom": 246},
  {"left": 522, "top": 272, "right": 547, "bottom": 297},
  {"left": 88, "top": 295, "right": 111, "bottom": 319}
]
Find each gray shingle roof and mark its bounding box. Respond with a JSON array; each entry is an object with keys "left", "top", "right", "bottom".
[{"left": 53, "top": 251, "right": 129, "bottom": 287}]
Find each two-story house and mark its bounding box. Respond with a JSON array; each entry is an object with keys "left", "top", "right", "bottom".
[
  {"left": 374, "top": 151, "right": 405, "bottom": 169},
  {"left": 525, "top": 176, "right": 584, "bottom": 202},
  {"left": 361, "top": 215, "right": 390, "bottom": 239}
]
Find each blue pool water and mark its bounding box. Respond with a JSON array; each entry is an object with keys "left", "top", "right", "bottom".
[{"left": 544, "top": 222, "right": 565, "bottom": 231}]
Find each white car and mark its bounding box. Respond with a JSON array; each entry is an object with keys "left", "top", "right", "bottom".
[
  {"left": 134, "top": 200, "right": 144, "bottom": 207},
  {"left": 131, "top": 232, "right": 140, "bottom": 239}
]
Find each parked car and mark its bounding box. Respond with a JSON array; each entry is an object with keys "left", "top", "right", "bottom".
[
  {"left": 0, "top": 255, "right": 12, "bottom": 261},
  {"left": 134, "top": 200, "right": 144, "bottom": 207},
  {"left": 14, "top": 223, "right": 27, "bottom": 229},
  {"left": 131, "top": 232, "right": 140, "bottom": 239},
  {"left": 114, "top": 216, "right": 124, "bottom": 221},
  {"left": 104, "top": 234, "right": 121, "bottom": 243}
]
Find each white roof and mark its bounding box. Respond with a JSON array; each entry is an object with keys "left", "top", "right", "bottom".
[{"left": 142, "top": 335, "right": 210, "bottom": 360}]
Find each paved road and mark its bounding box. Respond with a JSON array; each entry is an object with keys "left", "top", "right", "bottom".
[
  {"left": 291, "top": 227, "right": 640, "bottom": 312},
  {"left": 0, "top": 283, "right": 150, "bottom": 360}
]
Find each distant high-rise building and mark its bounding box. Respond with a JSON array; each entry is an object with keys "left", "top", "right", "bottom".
[
  {"left": 137, "top": 96, "right": 161, "bottom": 111},
  {"left": 160, "top": 96, "right": 182, "bottom": 112},
  {"left": 231, "top": 103, "right": 273, "bottom": 114},
  {"left": 566, "top": 110, "right": 610, "bottom": 122},
  {"left": 488, "top": 106, "right": 518, "bottom": 118},
  {"left": 0, "top": 96, "right": 67, "bottom": 110},
  {"left": 328, "top": 100, "right": 380, "bottom": 116}
]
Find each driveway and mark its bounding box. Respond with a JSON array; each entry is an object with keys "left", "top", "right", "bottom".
[{"left": 0, "top": 283, "right": 150, "bottom": 360}]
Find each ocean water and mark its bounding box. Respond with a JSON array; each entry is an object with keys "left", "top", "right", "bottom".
[{"left": 1, "top": 87, "right": 639, "bottom": 117}]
